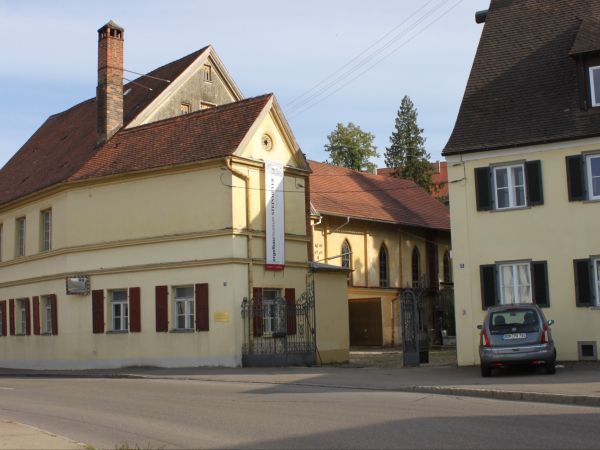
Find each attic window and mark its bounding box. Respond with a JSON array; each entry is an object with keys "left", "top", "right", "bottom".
[
  {"left": 200, "top": 101, "right": 216, "bottom": 110},
  {"left": 590, "top": 66, "right": 600, "bottom": 107},
  {"left": 180, "top": 103, "right": 191, "bottom": 115},
  {"left": 203, "top": 65, "right": 212, "bottom": 82}
]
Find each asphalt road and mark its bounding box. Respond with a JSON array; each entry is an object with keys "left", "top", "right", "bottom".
[{"left": 0, "top": 377, "right": 599, "bottom": 449}]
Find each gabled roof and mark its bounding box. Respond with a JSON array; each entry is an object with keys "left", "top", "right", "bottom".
[
  {"left": 71, "top": 94, "right": 272, "bottom": 181},
  {"left": 443, "top": 0, "right": 600, "bottom": 156},
  {"left": 0, "top": 47, "right": 209, "bottom": 206},
  {"left": 309, "top": 161, "right": 450, "bottom": 231}
]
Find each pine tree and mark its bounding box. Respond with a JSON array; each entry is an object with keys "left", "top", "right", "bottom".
[
  {"left": 324, "top": 122, "right": 379, "bottom": 172},
  {"left": 384, "top": 96, "right": 434, "bottom": 191}
]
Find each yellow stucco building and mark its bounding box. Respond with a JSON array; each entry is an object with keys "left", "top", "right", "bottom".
[
  {"left": 0, "top": 22, "right": 349, "bottom": 369},
  {"left": 445, "top": 1, "right": 600, "bottom": 365},
  {"left": 309, "top": 161, "right": 452, "bottom": 347}
]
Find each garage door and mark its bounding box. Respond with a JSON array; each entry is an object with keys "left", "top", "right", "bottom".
[{"left": 349, "top": 298, "right": 383, "bottom": 346}]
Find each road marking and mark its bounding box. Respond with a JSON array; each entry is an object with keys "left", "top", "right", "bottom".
[{"left": 0, "top": 387, "right": 15, "bottom": 390}]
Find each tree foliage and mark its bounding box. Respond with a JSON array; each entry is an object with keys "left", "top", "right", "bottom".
[
  {"left": 324, "top": 122, "right": 379, "bottom": 172},
  {"left": 384, "top": 95, "right": 433, "bottom": 191}
]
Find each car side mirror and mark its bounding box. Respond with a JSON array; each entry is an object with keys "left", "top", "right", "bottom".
[
  {"left": 547, "top": 319, "right": 554, "bottom": 326},
  {"left": 477, "top": 324, "right": 483, "bottom": 330}
]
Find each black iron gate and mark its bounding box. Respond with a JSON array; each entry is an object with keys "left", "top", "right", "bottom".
[{"left": 241, "top": 283, "right": 316, "bottom": 366}]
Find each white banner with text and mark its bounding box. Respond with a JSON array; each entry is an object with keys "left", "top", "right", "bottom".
[{"left": 265, "top": 160, "right": 285, "bottom": 270}]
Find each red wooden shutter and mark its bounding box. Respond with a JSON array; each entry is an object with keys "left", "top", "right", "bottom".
[
  {"left": 0, "top": 301, "right": 6, "bottom": 337},
  {"left": 24, "top": 298, "right": 31, "bottom": 336},
  {"left": 32, "top": 296, "right": 40, "bottom": 335},
  {"left": 92, "top": 290, "right": 104, "bottom": 334},
  {"left": 252, "top": 287, "right": 263, "bottom": 337},
  {"left": 9, "top": 299, "right": 14, "bottom": 336},
  {"left": 195, "top": 283, "right": 209, "bottom": 332},
  {"left": 129, "top": 287, "right": 141, "bottom": 332},
  {"left": 50, "top": 294, "right": 58, "bottom": 335},
  {"left": 155, "top": 285, "right": 168, "bottom": 332},
  {"left": 285, "top": 288, "right": 297, "bottom": 335}
]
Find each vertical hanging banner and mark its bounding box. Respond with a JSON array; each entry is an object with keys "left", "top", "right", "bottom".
[{"left": 265, "top": 160, "right": 285, "bottom": 270}]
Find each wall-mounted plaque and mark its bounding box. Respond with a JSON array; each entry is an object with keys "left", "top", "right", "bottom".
[{"left": 66, "top": 275, "right": 90, "bottom": 295}]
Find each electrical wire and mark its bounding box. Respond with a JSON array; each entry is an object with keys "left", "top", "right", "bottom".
[
  {"left": 286, "top": 0, "right": 446, "bottom": 114},
  {"left": 285, "top": 0, "right": 440, "bottom": 110},
  {"left": 288, "top": 0, "right": 464, "bottom": 119}
]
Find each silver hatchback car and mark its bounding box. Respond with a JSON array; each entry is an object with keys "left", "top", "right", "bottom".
[{"left": 478, "top": 304, "right": 556, "bottom": 377}]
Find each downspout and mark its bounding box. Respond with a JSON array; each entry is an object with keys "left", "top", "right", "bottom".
[{"left": 225, "top": 157, "right": 253, "bottom": 299}]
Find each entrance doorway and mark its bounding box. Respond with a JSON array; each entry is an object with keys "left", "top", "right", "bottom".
[{"left": 348, "top": 298, "right": 383, "bottom": 346}]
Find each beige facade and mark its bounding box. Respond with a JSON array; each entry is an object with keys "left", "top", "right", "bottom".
[
  {"left": 312, "top": 215, "right": 451, "bottom": 346},
  {"left": 447, "top": 137, "right": 600, "bottom": 365}
]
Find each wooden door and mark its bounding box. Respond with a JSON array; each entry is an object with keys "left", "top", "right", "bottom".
[{"left": 349, "top": 298, "right": 383, "bottom": 346}]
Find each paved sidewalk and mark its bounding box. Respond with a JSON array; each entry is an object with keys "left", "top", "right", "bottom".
[
  {"left": 0, "top": 421, "right": 84, "bottom": 449},
  {"left": 2, "top": 361, "right": 600, "bottom": 407}
]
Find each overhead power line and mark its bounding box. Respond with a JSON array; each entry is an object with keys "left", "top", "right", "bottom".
[{"left": 286, "top": 0, "right": 464, "bottom": 119}]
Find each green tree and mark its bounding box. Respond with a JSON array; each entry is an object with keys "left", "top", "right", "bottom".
[
  {"left": 324, "top": 122, "right": 379, "bottom": 172},
  {"left": 384, "top": 95, "right": 434, "bottom": 191}
]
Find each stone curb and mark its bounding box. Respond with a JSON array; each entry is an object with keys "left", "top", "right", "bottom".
[{"left": 2, "top": 371, "right": 599, "bottom": 408}]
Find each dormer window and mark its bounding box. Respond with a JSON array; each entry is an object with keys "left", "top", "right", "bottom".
[{"left": 589, "top": 66, "right": 600, "bottom": 107}]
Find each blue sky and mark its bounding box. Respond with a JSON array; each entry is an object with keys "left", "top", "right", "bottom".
[{"left": 0, "top": 0, "right": 485, "bottom": 168}]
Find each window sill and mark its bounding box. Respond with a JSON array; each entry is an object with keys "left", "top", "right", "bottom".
[
  {"left": 40, "top": 332, "right": 53, "bottom": 336},
  {"left": 106, "top": 330, "right": 129, "bottom": 334},
  {"left": 583, "top": 198, "right": 600, "bottom": 204},
  {"left": 491, "top": 205, "right": 531, "bottom": 213},
  {"left": 590, "top": 306, "right": 600, "bottom": 310},
  {"left": 170, "top": 329, "right": 195, "bottom": 333}
]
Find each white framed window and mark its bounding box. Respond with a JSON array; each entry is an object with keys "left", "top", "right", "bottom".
[
  {"left": 17, "top": 299, "right": 27, "bottom": 335},
  {"left": 15, "top": 217, "right": 25, "bottom": 257},
  {"left": 174, "top": 286, "right": 194, "bottom": 330},
  {"left": 203, "top": 65, "right": 212, "bottom": 82},
  {"left": 589, "top": 66, "right": 600, "bottom": 107},
  {"left": 493, "top": 164, "right": 526, "bottom": 209},
  {"left": 499, "top": 262, "right": 532, "bottom": 305},
  {"left": 262, "top": 288, "right": 284, "bottom": 335},
  {"left": 586, "top": 154, "right": 600, "bottom": 200},
  {"left": 110, "top": 290, "right": 128, "bottom": 331},
  {"left": 41, "top": 209, "right": 51, "bottom": 251},
  {"left": 41, "top": 295, "right": 52, "bottom": 334}
]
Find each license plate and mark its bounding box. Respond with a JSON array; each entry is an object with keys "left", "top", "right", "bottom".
[{"left": 503, "top": 333, "right": 526, "bottom": 340}]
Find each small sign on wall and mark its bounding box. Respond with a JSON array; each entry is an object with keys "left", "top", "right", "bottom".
[
  {"left": 66, "top": 275, "right": 90, "bottom": 295},
  {"left": 214, "top": 312, "right": 230, "bottom": 322}
]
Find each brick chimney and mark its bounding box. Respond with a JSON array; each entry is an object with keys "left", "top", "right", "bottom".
[{"left": 97, "top": 20, "right": 124, "bottom": 144}]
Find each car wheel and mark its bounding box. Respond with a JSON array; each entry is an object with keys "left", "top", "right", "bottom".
[
  {"left": 480, "top": 363, "right": 491, "bottom": 377},
  {"left": 546, "top": 360, "right": 556, "bottom": 375}
]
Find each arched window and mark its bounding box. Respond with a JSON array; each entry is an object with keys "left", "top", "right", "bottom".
[
  {"left": 379, "top": 244, "right": 389, "bottom": 288},
  {"left": 412, "top": 247, "right": 421, "bottom": 288},
  {"left": 341, "top": 240, "right": 352, "bottom": 286},
  {"left": 443, "top": 250, "right": 452, "bottom": 284}
]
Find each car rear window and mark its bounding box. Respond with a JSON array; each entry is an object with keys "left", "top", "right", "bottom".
[{"left": 489, "top": 309, "right": 540, "bottom": 334}]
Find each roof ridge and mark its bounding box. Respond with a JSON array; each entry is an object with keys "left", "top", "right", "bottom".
[
  {"left": 309, "top": 160, "right": 418, "bottom": 187},
  {"left": 134, "top": 46, "right": 209, "bottom": 81},
  {"left": 115, "top": 93, "right": 273, "bottom": 137}
]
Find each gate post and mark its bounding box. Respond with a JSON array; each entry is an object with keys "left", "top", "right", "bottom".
[{"left": 400, "top": 289, "right": 420, "bottom": 367}]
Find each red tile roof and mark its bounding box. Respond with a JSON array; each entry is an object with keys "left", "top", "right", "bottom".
[
  {"left": 0, "top": 47, "right": 208, "bottom": 206},
  {"left": 309, "top": 161, "right": 450, "bottom": 231},
  {"left": 71, "top": 94, "right": 272, "bottom": 181}
]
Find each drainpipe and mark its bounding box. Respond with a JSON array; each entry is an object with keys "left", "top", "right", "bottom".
[{"left": 225, "top": 158, "right": 253, "bottom": 299}]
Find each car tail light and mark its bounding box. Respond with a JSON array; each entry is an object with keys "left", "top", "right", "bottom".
[
  {"left": 481, "top": 329, "right": 490, "bottom": 347},
  {"left": 541, "top": 323, "right": 549, "bottom": 344}
]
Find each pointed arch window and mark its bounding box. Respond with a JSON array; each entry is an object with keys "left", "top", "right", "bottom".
[
  {"left": 341, "top": 240, "right": 352, "bottom": 286},
  {"left": 412, "top": 247, "right": 421, "bottom": 288},
  {"left": 443, "top": 250, "right": 452, "bottom": 284},
  {"left": 379, "top": 244, "right": 389, "bottom": 288}
]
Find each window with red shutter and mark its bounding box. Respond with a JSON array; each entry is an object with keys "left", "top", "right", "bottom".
[
  {"left": 50, "top": 294, "right": 58, "bottom": 335},
  {"left": 92, "top": 290, "right": 104, "bottom": 334},
  {"left": 129, "top": 287, "right": 141, "bottom": 332},
  {"left": 252, "top": 287, "right": 263, "bottom": 337},
  {"left": 195, "top": 283, "right": 209, "bottom": 332},
  {"left": 285, "top": 288, "right": 296, "bottom": 336},
  {"left": 24, "top": 298, "right": 31, "bottom": 336},
  {"left": 9, "top": 299, "right": 14, "bottom": 336},
  {"left": 32, "top": 296, "right": 40, "bottom": 335},
  {"left": 0, "top": 301, "right": 6, "bottom": 337},
  {"left": 155, "top": 285, "right": 168, "bottom": 332}
]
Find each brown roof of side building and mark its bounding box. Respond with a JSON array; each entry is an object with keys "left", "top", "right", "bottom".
[
  {"left": 443, "top": 0, "right": 600, "bottom": 156},
  {"left": 0, "top": 47, "right": 208, "bottom": 206},
  {"left": 309, "top": 161, "right": 450, "bottom": 231}
]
